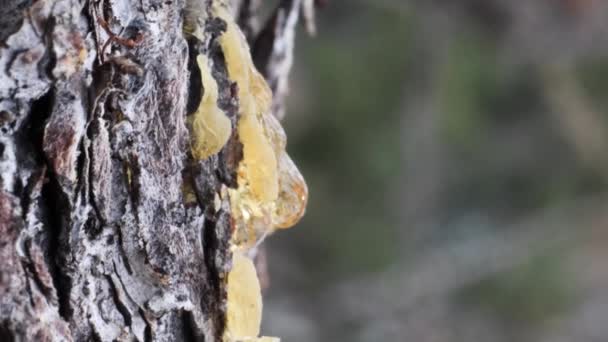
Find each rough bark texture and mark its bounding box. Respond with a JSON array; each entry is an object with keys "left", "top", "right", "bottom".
[{"left": 0, "top": 0, "right": 311, "bottom": 340}]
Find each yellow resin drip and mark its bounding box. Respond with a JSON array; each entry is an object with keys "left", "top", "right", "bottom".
[
  {"left": 216, "top": 6, "right": 278, "bottom": 203},
  {"left": 224, "top": 252, "right": 282, "bottom": 342},
  {"left": 208, "top": 4, "right": 304, "bottom": 342},
  {"left": 188, "top": 54, "right": 232, "bottom": 160},
  {"left": 273, "top": 152, "right": 308, "bottom": 229},
  {"left": 213, "top": 5, "right": 307, "bottom": 250},
  {"left": 224, "top": 253, "right": 262, "bottom": 341}
]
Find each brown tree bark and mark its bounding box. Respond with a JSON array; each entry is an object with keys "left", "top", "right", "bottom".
[{"left": 0, "top": 0, "right": 311, "bottom": 340}]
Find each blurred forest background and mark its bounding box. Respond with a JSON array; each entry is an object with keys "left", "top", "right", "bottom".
[{"left": 262, "top": 0, "right": 608, "bottom": 341}]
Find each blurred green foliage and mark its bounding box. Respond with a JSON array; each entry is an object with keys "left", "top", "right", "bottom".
[
  {"left": 457, "top": 246, "right": 577, "bottom": 325},
  {"left": 267, "top": 1, "right": 608, "bottom": 340},
  {"left": 577, "top": 59, "right": 608, "bottom": 113},
  {"left": 275, "top": 2, "right": 411, "bottom": 281}
]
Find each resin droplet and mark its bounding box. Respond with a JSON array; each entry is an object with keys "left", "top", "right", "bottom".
[
  {"left": 214, "top": 4, "right": 307, "bottom": 249},
  {"left": 224, "top": 253, "right": 262, "bottom": 341},
  {"left": 273, "top": 152, "right": 308, "bottom": 229},
  {"left": 188, "top": 54, "right": 232, "bottom": 160},
  {"left": 237, "top": 111, "right": 279, "bottom": 203}
]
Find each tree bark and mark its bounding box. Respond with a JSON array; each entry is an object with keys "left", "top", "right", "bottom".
[{"left": 0, "top": 0, "right": 310, "bottom": 340}]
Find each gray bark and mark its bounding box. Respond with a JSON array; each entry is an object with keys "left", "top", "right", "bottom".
[{"left": 0, "top": 0, "right": 310, "bottom": 340}]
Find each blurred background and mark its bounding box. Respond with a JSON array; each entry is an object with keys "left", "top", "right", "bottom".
[{"left": 262, "top": 1, "right": 608, "bottom": 340}]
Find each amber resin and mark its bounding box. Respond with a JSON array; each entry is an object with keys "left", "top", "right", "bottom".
[
  {"left": 215, "top": 4, "right": 307, "bottom": 342},
  {"left": 224, "top": 252, "right": 263, "bottom": 341},
  {"left": 224, "top": 252, "right": 283, "bottom": 342},
  {"left": 185, "top": 3, "right": 308, "bottom": 341},
  {"left": 214, "top": 5, "right": 308, "bottom": 250},
  {"left": 188, "top": 54, "right": 232, "bottom": 160}
]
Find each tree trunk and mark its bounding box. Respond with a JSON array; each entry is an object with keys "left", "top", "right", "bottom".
[{"left": 0, "top": 0, "right": 310, "bottom": 340}]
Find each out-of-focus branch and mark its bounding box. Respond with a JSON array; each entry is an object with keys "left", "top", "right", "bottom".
[{"left": 542, "top": 64, "right": 608, "bottom": 175}]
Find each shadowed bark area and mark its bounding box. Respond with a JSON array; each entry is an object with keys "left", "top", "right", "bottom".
[{"left": 0, "top": 0, "right": 312, "bottom": 340}]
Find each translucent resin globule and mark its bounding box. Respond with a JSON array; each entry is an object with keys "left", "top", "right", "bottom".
[
  {"left": 184, "top": 3, "right": 308, "bottom": 341},
  {"left": 188, "top": 54, "right": 232, "bottom": 160},
  {"left": 214, "top": 6, "right": 308, "bottom": 250}
]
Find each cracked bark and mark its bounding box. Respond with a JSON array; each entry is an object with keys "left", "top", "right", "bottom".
[{"left": 0, "top": 0, "right": 312, "bottom": 340}]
